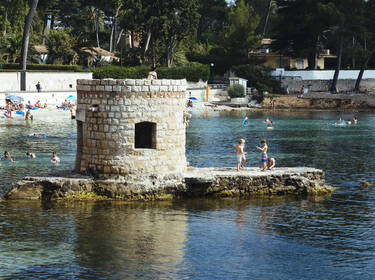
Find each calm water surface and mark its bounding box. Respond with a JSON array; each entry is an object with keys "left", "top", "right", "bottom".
[{"left": 1, "top": 110, "right": 375, "bottom": 279}]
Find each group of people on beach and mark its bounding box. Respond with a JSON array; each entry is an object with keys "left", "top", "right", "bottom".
[
  {"left": 3, "top": 98, "right": 77, "bottom": 120},
  {"left": 233, "top": 139, "right": 275, "bottom": 172},
  {"left": 3, "top": 100, "right": 48, "bottom": 119},
  {"left": 1, "top": 150, "right": 60, "bottom": 164}
]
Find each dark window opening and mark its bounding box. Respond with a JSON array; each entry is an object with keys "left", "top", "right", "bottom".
[{"left": 135, "top": 122, "right": 156, "bottom": 149}]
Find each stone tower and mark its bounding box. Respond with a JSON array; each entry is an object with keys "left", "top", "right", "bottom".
[{"left": 75, "top": 78, "right": 187, "bottom": 195}]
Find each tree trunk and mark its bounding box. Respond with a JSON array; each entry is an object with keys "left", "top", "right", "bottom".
[
  {"left": 115, "top": 29, "right": 124, "bottom": 50},
  {"left": 50, "top": 14, "right": 55, "bottom": 30},
  {"left": 262, "top": 0, "right": 273, "bottom": 37},
  {"left": 113, "top": 21, "right": 118, "bottom": 52},
  {"left": 109, "top": 4, "right": 122, "bottom": 53},
  {"left": 166, "top": 33, "right": 174, "bottom": 67},
  {"left": 308, "top": 52, "right": 317, "bottom": 70},
  {"left": 42, "top": 13, "right": 48, "bottom": 45},
  {"left": 3, "top": 1, "right": 9, "bottom": 36},
  {"left": 109, "top": 20, "right": 115, "bottom": 53},
  {"left": 330, "top": 35, "right": 344, "bottom": 93},
  {"left": 354, "top": 50, "right": 374, "bottom": 93},
  {"left": 151, "top": 36, "right": 156, "bottom": 68},
  {"left": 94, "top": 9, "right": 100, "bottom": 48},
  {"left": 352, "top": 36, "right": 356, "bottom": 69},
  {"left": 170, "top": 41, "right": 180, "bottom": 66},
  {"left": 20, "top": 0, "right": 39, "bottom": 70},
  {"left": 144, "top": 31, "right": 152, "bottom": 56}
]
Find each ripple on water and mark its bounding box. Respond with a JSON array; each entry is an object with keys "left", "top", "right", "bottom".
[{"left": 0, "top": 111, "right": 375, "bottom": 279}]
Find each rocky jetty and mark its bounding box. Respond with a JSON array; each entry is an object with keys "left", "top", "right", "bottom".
[
  {"left": 5, "top": 167, "right": 334, "bottom": 201},
  {"left": 262, "top": 93, "right": 375, "bottom": 110},
  {"left": 185, "top": 167, "right": 334, "bottom": 197}
]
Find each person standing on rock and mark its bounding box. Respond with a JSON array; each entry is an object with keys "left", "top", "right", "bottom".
[
  {"left": 256, "top": 139, "right": 268, "bottom": 171},
  {"left": 233, "top": 139, "right": 246, "bottom": 171}
]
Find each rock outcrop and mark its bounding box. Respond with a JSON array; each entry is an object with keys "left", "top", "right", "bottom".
[
  {"left": 5, "top": 167, "right": 334, "bottom": 201},
  {"left": 262, "top": 93, "right": 375, "bottom": 110}
]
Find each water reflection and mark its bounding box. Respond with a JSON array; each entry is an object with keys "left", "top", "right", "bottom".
[
  {"left": 1, "top": 111, "right": 375, "bottom": 279},
  {"left": 0, "top": 201, "right": 188, "bottom": 279}
]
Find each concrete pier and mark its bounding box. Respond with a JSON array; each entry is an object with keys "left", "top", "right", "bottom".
[{"left": 5, "top": 167, "right": 334, "bottom": 201}]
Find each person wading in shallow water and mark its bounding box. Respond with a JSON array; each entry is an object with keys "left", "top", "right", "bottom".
[{"left": 51, "top": 152, "right": 60, "bottom": 165}]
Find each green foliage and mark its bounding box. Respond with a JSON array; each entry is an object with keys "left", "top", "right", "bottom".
[
  {"left": 1, "top": 63, "right": 86, "bottom": 71},
  {"left": 46, "top": 29, "right": 77, "bottom": 64},
  {"left": 157, "top": 63, "right": 210, "bottom": 81},
  {"left": 220, "top": 0, "right": 261, "bottom": 56},
  {"left": 0, "top": 33, "right": 22, "bottom": 63},
  {"left": 227, "top": 84, "right": 245, "bottom": 98},
  {"left": 93, "top": 65, "right": 150, "bottom": 79},
  {"left": 197, "top": 0, "right": 228, "bottom": 43},
  {"left": 232, "top": 64, "right": 283, "bottom": 94},
  {"left": 120, "top": 0, "right": 200, "bottom": 67},
  {"left": 93, "top": 63, "right": 209, "bottom": 82},
  {"left": 0, "top": 0, "right": 28, "bottom": 35},
  {"left": 272, "top": 0, "right": 340, "bottom": 69}
]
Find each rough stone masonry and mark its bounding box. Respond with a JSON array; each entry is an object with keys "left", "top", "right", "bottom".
[
  {"left": 74, "top": 78, "right": 188, "bottom": 194},
  {"left": 4, "top": 78, "right": 334, "bottom": 201}
]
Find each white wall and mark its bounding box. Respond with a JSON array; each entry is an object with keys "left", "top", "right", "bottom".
[
  {"left": 271, "top": 70, "right": 375, "bottom": 80},
  {"left": 25, "top": 72, "right": 92, "bottom": 91},
  {"left": 0, "top": 72, "right": 92, "bottom": 92},
  {"left": 0, "top": 93, "right": 6, "bottom": 107},
  {"left": 186, "top": 80, "right": 228, "bottom": 102},
  {"left": 0, "top": 72, "right": 21, "bottom": 91}
]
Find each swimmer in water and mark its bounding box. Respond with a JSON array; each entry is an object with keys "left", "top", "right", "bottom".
[
  {"left": 266, "top": 121, "right": 274, "bottom": 130},
  {"left": 352, "top": 117, "right": 358, "bottom": 124},
  {"left": 51, "top": 152, "right": 60, "bottom": 164},
  {"left": 243, "top": 116, "right": 249, "bottom": 126},
  {"left": 3, "top": 151, "right": 14, "bottom": 162},
  {"left": 26, "top": 152, "right": 36, "bottom": 158},
  {"left": 264, "top": 117, "right": 271, "bottom": 124}
]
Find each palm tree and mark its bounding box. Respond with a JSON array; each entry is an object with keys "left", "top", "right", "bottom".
[{"left": 20, "top": 0, "right": 39, "bottom": 70}]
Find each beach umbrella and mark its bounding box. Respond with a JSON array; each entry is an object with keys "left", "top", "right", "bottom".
[
  {"left": 6, "top": 95, "right": 24, "bottom": 102},
  {"left": 189, "top": 97, "right": 198, "bottom": 101},
  {"left": 66, "top": 95, "right": 77, "bottom": 102}
]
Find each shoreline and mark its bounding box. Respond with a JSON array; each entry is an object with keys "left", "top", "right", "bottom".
[
  {"left": 191, "top": 92, "right": 375, "bottom": 112},
  {"left": 189, "top": 104, "right": 373, "bottom": 113}
]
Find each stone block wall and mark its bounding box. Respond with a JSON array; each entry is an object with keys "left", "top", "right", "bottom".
[
  {"left": 75, "top": 79, "right": 187, "bottom": 188},
  {"left": 281, "top": 77, "right": 375, "bottom": 93}
]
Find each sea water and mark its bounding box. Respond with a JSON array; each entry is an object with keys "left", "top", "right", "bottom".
[{"left": 1, "top": 110, "right": 375, "bottom": 279}]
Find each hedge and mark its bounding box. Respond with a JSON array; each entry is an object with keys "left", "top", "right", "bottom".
[
  {"left": 92, "top": 63, "right": 210, "bottom": 82},
  {"left": 0, "top": 63, "right": 86, "bottom": 72},
  {"left": 228, "top": 84, "right": 245, "bottom": 98},
  {"left": 232, "top": 64, "right": 283, "bottom": 94}
]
